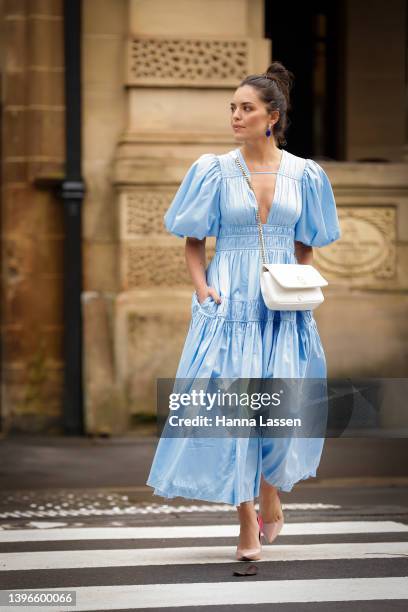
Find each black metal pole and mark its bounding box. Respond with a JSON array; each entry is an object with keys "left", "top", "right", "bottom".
[{"left": 61, "top": 0, "right": 85, "bottom": 434}]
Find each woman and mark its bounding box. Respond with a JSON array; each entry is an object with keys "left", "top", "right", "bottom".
[{"left": 146, "top": 61, "right": 341, "bottom": 561}]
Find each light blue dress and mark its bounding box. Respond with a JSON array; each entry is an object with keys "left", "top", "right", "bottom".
[{"left": 146, "top": 147, "right": 341, "bottom": 505}]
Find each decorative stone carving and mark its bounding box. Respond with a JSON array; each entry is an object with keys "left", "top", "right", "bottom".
[
  {"left": 121, "top": 191, "right": 172, "bottom": 238},
  {"left": 123, "top": 244, "right": 216, "bottom": 288},
  {"left": 127, "top": 36, "right": 249, "bottom": 87},
  {"left": 315, "top": 206, "right": 396, "bottom": 281}
]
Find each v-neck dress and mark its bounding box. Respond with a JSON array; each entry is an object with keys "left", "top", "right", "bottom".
[{"left": 146, "top": 147, "right": 342, "bottom": 505}]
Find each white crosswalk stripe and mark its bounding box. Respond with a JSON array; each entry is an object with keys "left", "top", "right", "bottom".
[
  {"left": 1, "top": 519, "right": 408, "bottom": 610},
  {"left": 1, "top": 520, "right": 406, "bottom": 542},
  {"left": 3, "top": 578, "right": 408, "bottom": 611},
  {"left": 2, "top": 541, "right": 408, "bottom": 571}
]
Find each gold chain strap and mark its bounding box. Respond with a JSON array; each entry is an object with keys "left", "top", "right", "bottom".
[{"left": 234, "top": 156, "right": 267, "bottom": 266}]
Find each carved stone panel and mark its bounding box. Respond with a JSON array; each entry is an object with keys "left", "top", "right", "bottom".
[
  {"left": 120, "top": 190, "right": 172, "bottom": 239},
  {"left": 127, "top": 36, "right": 249, "bottom": 87},
  {"left": 315, "top": 206, "right": 396, "bottom": 286},
  {"left": 122, "top": 244, "right": 216, "bottom": 289}
]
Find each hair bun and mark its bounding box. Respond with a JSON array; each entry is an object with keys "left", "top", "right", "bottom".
[
  {"left": 238, "top": 60, "right": 293, "bottom": 146},
  {"left": 263, "top": 61, "right": 294, "bottom": 107}
]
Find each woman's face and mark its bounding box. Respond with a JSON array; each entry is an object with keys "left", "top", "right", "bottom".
[{"left": 230, "top": 84, "right": 279, "bottom": 143}]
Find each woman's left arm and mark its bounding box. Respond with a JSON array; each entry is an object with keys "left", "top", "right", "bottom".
[{"left": 295, "top": 241, "right": 314, "bottom": 265}]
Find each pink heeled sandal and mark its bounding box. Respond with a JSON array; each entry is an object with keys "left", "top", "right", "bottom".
[
  {"left": 235, "top": 515, "right": 262, "bottom": 561},
  {"left": 258, "top": 491, "right": 284, "bottom": 544}
]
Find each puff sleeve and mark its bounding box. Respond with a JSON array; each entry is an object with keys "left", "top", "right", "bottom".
[
  {"left": 294, "top": 159, "right": 341, "bottom": 247},
  {"left": 163, "top": 153, "right": 221, "bottom": 240}
]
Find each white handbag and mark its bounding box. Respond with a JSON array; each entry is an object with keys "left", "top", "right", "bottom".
[{"left": 235, "top": 155, "right": 328, "bottom": 311}]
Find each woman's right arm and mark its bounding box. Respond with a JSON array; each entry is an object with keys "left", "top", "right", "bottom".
[{"left": 185, "top": 237, "right": 221, "bottom": 304}]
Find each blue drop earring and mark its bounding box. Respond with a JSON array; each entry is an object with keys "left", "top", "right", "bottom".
[{"left": 265, "top": 123, "right": 272, "bottom": 138}]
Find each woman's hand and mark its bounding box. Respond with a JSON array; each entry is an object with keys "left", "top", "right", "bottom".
[{"left": 197, "top": 285, "right": 222, "bottom": 305}]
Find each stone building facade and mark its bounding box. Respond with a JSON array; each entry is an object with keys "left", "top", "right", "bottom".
[{"left": 1, "top": 0, "right": 407, "bottom": 434}]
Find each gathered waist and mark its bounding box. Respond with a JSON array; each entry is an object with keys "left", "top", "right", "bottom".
[{"left": 216, "top": 224, "right": 295, "bottom": 253}]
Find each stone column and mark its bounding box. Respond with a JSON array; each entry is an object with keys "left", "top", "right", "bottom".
[
  {"left": 1, "top": 0, "right": 65, "bottom": 433},
  {"left": 81, "top": 0, "right": 129, "bottom": 435}
]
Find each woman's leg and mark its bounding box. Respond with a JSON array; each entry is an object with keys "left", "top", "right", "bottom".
[
  {"left": 236, "top": 500, "right": 260, "bottom": 549},
  {"left": 259, "top": 473, "right": 283, "bottom": 521}
]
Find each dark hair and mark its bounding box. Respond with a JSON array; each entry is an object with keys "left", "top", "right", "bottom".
[{"left": 238, "top": 61, "right": 294, "bottom": 147}]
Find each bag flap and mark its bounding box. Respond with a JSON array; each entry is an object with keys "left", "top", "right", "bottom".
[{"left": 262, "top": 264, "right": 328, "bottom": 288}]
